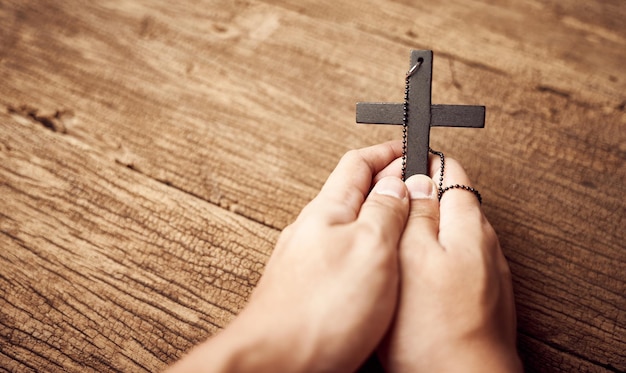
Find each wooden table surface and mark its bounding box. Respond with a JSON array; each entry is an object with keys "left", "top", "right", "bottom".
[{"left": 1, "top": 1, "right": 624, "bottom": 372}]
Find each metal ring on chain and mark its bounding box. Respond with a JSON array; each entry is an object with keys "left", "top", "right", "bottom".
[{"left": 439, "top": 184, "right": 482, "bottom": 204}]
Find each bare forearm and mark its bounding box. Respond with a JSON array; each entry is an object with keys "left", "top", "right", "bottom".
[
  {"left": 166, "top": 327, "right": 284, "bottom": 373},
  {"left": 165, "top": 312, "right": 322, "bottom": 373}
]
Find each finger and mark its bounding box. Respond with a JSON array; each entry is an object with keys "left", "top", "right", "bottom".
[
  {"left": 436, "top": 157, "right": 487, "bottom": 251},
  {"left": 373, "top": 157, "right": 403, "bottom": 184},
  {"left": 400, "top": 175, "right": 441, "bottom": 258},
  {"left": 356, "top": 176, "right": 409, "bottom": 248},
  {"left": 438, "top": 158, "right": 483, "bottom": 226},
  {"left": 305, "top": 141, "right": 403, "bottom": 224}
]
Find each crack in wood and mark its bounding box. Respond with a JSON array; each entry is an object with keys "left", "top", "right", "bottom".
[
  {"left": 4, "top": 106, "right": 284, "bottom": 235},
  {"left": 536, "top": 85, "right": 572, "bottom": 99},
  {"left": 519, "top": 330, "right": 623, "bottom": 372},
  {"left": 115, "top": 160, "right": 283, "bottom": 234},
  {"left": 435, "top": 50, "right": 509, "bottom": 77},
  {"left": 6, "top": 104, "right": 72, "bottom": 134}
]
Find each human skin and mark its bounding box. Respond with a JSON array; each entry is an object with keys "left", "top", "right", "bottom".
[
  {"left": 166, "top": 141, "right": 521, "bottom": 373},
  {"left": 380, "top": 157, "right": 522, "bottom": 372}
]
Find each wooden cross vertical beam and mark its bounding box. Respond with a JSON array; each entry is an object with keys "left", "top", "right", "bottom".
[
  {"left": 408, "top": 50, "right": 432, "bottom": 177},
  {"left": 356, "top": 50, "right": 486, "bottom": 178}
]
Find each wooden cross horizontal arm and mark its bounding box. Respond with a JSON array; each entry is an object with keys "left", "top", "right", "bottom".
[{"left": 356, "top": 103, "right": 485, "bottom": 128}]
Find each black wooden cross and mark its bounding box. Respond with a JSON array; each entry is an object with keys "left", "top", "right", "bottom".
[{"left": 356, "top": 50, "right": 485, "bottom": 178}]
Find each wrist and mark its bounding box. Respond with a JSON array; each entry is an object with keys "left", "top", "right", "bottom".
[
  {"left": 165, "top": 315, "right": 308, "bottom": 373},
  {"left": 203, "top": 319, "right": 307, "bottom": 373},
  {"left": 206, "top": 309, "right": 324, "bottom": 373},
  {"left": 423, "top": 338, "right": 522, "bottom": 373},
  {"left": 386, "top": 336, "right": 522, "bottom": 373}
]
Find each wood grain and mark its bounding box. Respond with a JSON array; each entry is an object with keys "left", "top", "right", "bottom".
[
  {"left": 0, "top": 112, "right": 276, "bottom": 371},
  {"left": 1, "top": 0, "right": 624, "bottom": 372}
]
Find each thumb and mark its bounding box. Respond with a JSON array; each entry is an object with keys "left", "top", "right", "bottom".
[
  {"left": 357, "top": 176, "right": 409, "bottom": 247},
  {"left": 401, "top": 174, "right": 441, "bottom": 253}
]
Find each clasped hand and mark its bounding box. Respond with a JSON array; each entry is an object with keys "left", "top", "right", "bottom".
[{"left": 168, "top": 141, "right": 522, "bottom": 373}]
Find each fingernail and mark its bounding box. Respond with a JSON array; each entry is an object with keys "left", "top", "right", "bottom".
[
  {"left": 405, "top": 174, "right": 436, "bottom": 200},
  {"left": 372, "top": 177, "right": 407, "bottom": 200}
]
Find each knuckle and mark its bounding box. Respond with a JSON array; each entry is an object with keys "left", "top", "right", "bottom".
[
  {"left": 353, "top": 220, "right": 397, "bottom": 255},
  {"left": 408, "top": 204, "right": 439, "bottom": 224},
  {"left": 352, "top": 223, "right": 397, "bottom": 267},
  {"left": 341, "top": 149, "right": 364, "bottom": 165},
  {"left": 279, "top": 222, "right": 297, "bottom": 240},
  {"left": 355, "top": 219, "right": 385, "bottom": 242},
  {"left": 362, "top": 202, "right": 407, "bottom": 237},
  {"left": 366, "top": 195, "right": 406, "bottom": 218}
]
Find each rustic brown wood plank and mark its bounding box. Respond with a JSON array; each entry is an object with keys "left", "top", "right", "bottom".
[
  {"left": 518, "top": 333, "right": 617, "bottom": 373},
  {"left": 0, "top": 113, "right": 276, "bottom": 371},
  {"left": 259, "top": 0, "right": 625, "bottom": 104},
  {"left": 1, "top": 0, "right": 624, "bottom": 372}
]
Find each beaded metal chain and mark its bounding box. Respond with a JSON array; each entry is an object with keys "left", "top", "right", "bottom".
[
  {"left": 402, "top": 62, "right": 482, "bottom": 204},
  {"left": 428, "top": 148, "right": 482, "bottom": 204},
  {"left": 401, "top": 59, "right": 421, "bottom": 180}
]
